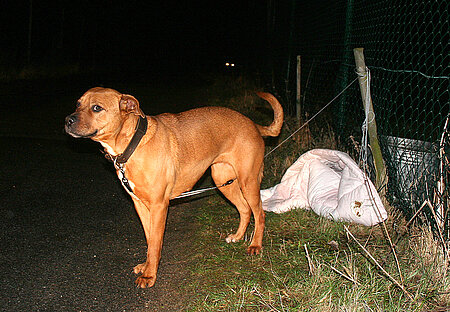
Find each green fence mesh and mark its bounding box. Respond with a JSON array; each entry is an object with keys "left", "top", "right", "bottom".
[{"left": 265, "top": 0, "right": 449, "bottom": 238}]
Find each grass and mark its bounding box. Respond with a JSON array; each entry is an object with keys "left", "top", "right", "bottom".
[
  {"left": 186, "top": 197, "right": 449, "bottom": 311},
  {"left": 181, "top": 75, "right": 449, "bottom": 311}
]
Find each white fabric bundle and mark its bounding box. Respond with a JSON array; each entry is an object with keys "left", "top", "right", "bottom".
[{"left": 261, "top": 149, "right": 387, "bottom": 226}]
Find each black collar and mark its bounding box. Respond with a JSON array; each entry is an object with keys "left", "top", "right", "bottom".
[{"left": 105, "top": 116, "right": 148, "bottom": 165}]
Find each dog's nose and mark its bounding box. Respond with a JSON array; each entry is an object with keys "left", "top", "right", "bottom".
[{"left": 65, "top": 114, "right": 77, "bottom": 127}]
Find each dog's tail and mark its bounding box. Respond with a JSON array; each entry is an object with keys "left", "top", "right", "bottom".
[{"left": 255, "top": 92, "right": 284, "bottom": 137}]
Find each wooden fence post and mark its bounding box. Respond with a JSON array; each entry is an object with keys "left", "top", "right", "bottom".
[
  {"left": 353, "top": 48, "right": 387, "bottom": 190},
  {"left": 296, "top": 55, "right": 301, "bottom": 121}
]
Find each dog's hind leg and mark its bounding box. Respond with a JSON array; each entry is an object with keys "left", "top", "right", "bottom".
[
  {"left": 211, "top": 163, "right": 252, "bottom": 244},
  {"left": 238, "top": 167, "right": 265, "bottom": 255}
]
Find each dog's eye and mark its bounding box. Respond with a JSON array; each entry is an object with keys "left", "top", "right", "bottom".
[
  {"left": 92, "top": 105, "right": 104, "bottom": 112},
  {"left": 76, "top": 101, "right": 81, "bottom": 108}
]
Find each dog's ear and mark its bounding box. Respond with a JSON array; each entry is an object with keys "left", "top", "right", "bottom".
[{"left": 119, "top": 94, "right": 145, "bottom": 118}]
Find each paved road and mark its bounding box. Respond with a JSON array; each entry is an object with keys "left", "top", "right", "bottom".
[
  {"left": 0, "top": 77, "right": 208, "bottom": 311},
  {"left": 0, "top": 136, "right": 198, "bottom": 311}
]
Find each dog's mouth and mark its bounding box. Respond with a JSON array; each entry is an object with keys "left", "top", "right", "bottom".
[
  {"left": 65, "top": 113, "right": 99, "bottom": 139},
  {"left": 79, "top": 130, "right": 98, "bottom": 138},
  {"left": 65, "top": 126, "right": 98, "bottom": 139}
]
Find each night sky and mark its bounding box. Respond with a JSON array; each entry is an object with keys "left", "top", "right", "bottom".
[{"left": 2, "top": 1, "right": 268, "bottom": 74}]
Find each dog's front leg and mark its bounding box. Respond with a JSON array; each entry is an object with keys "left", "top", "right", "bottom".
[
  {"left": 133, "top": 199, "right": 169, "bottom": 288},
  {"left": 132, "top": 200, "right": 151, "bottom": 274}
]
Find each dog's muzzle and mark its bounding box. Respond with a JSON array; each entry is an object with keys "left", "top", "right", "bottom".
[
  {"left": 65, "top": 113, "right": 77, "bottom": 128},
  {"left": 65, "top": 113, "right": 97, "bottom": 138},
  {"left": 64, "top": 113, "right": 78, "bottom": 134},
  {"left": 65, "top": 113, "right": 81, "bottom": 135}
]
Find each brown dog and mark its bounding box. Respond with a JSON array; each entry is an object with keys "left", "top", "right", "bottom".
[{"left": 65, "top": 87, "right": 283, "bottom": 288}]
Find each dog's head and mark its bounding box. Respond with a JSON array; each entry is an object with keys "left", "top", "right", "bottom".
[{"left": 65, "top": 87, "right": 144, "bottom": 141}]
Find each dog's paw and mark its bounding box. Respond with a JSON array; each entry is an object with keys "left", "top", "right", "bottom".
[
  {"left": 247, "top": 245, "right": 262, "bottom": 255},
  {"left": 133, "top": 262, "right": 146, "bottom": 274},
  {"left": 225, "top": 234, "right": 241, "bottom": 243},
  {"left": 135, "top": 275, "right": 156, "bottom": 288}
]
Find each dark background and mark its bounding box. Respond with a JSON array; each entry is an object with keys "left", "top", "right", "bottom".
[{"left": 2, "top": 1, "right": 270, "bottom": 77}]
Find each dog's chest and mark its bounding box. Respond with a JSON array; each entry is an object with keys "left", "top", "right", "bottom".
[
  {"left": 117, "top": 169, "right": 139, "bottom": 200},
  {"left": 100, "top": 142, "right": 140, "bottom": 200}
]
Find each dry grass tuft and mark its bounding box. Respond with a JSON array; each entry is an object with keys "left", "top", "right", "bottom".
[{"left": 407, "top": 226, "right": 450, "bottom": 306}]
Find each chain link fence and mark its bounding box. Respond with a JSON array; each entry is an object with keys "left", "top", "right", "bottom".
[{"left": 265, "top": 0, "right": 449, "bottom": 238}]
